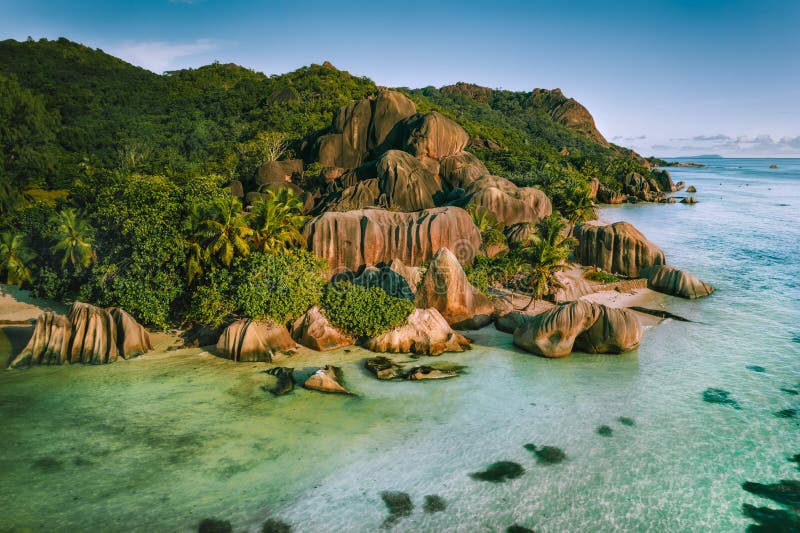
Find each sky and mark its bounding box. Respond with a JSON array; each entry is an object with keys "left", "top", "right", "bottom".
[{"left": 2, "top": 0, "right": 799, "bottom": 157}]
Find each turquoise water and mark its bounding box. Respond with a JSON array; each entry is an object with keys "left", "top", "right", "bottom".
[{"left": 1, "top": 158, "right": 798, "bottom": 532}]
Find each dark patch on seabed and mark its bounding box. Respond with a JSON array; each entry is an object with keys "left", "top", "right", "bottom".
[
  {"left": 597, "top": 425, "right": 613, "bottom": 437},
  {"left": 746, "top": 365, "right": 766, "bottom": 373},
  {"left": 780, "top": 388, "right": 799, "bottom": 396},
  {"left": 524, "top": 444, "right": 566, "bottom": 465},
  {"left": 506, "top": 525, "right": 536, "bottom": 533},
  {"left": 380, "top": 491, "right": 413, "bottom": 527},
  {"left": 261, "top": 518, "right": 292, "bottom": 532},
  {"left": 774, "top": 408, "right": 798, "bottom": 419},
  {"left": 702, "top": 388, "right": 742, "bottom": 409},
  {"left": 469, "top": 461, "right": 525, "bottom": 483},
  {"left": 422, "top": 494, "right": 446, "bottom": 513},
  {"left": 31, "top": 456, "right": 64, "bottom": 472},
  {"left": 198, "top": 517, "right": 232, "bottom": 533},
  {"left": 741, "top": 478, "right": 800, "bottom": 532},
  {"left": 618, "top": 416, "right": 636, "bottom": 426}
]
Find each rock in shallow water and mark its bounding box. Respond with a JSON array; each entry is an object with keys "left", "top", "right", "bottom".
[
  {"left": 469, "top": 461, "right": 525, "bottom": 483},
  {"left": 303, "top": 365, "right": 350, "bottom": 394},
  {"left": 363, "top": 308, "right": 471, "bottom": 356},
  {"left": 702, "top": 388, "right": 741, "bottom": 409},
  {"left": 524, "top": 444, "right": 567, "bottom": 464},
  {"left": 644, "top": 265, "right": 713, "bottom": 299},
  {"left": 423, "top": 494, "right": 446, "bottom": 513},
  {"left": 380, "top": 490, "right": 413, "bottom": 528},
  {"left": 265, "top": 367, "right": 294, "bottom": 396}
]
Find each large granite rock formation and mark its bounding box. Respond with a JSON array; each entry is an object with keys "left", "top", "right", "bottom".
[
  {"left": 363, "top": 308, "right": 471, "bottom": 355},
  {"left": 622, "top": 172, "right": 666, "bottom": 202},
  {"left": 303, "top": 207, "right": 482, "bottom": 273},
  {"left": 457, "top": 175, "right": 552, "bottom": 227},
  {"left": 314, "top": 90, "right": 417, "bottom": 168},
  {"left": 67, "top": 302, "right": 120, "bottom": 364},
  {"left": 375, "top": 150, "right": 441, "bottom": 211},
  {"left": 553, "top": 270, "right": 594, "bottom": 303},
  {"left": 8, "top": 312, "right": 72, "bottom": 367},
  {"left": 528, "top": 88, "right": 609, "bottom": 145},
  {"left": 216, "top": 319, "right": 295, "bottom": 362},
  {"left": 109, "top": 307, "right": 153, "bottom": 358},
  {"left": 303, "top": 365, "right": 350, "bottom": 394},
  {"left": 402, "top": 111, "right": 470, "bottom": 159},
  {"left": 644, "top": 265, "right": 714, "bottom": 299},
  {"left": 291, "top": 306, "right": 354, "bottom": 351},
  {"left": 349, "top": 260, "right": 419, "bottom": 300},
  {"left": 257, "top": 159, "right": 304, "bottom": 186},
  {"left": 415, "top": 247, "right": 494, "bottom": 329},
  {"left": 574, "top": 221, "right": 666, "bottom": 277},
  {"left": 8, "top": 302, "right": 152, "bottom": 368},
  {"left": 651, "top": 169, "right": 676, "bottom": 193},
  {"left": 513, "top": 301, "right": 641, "bottom": 357},
  {"left": 439, "top": 151, "right": 489, "bottom": 189},
  {"left": 596, "top": 183, "right": 628, "bottom": 204}
]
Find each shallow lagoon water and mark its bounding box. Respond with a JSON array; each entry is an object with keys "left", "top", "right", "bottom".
[{"left": 1, "top": 158, "right": 799, "bottom": 532}]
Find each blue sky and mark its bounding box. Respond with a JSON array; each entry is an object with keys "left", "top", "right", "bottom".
[{"left": 2, "top": 0, "right": 799, "bottom": 157}]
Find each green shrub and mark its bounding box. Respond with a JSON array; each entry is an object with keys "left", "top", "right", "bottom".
[
  {"left": 320, "top": 282, "right": 414, "bottom": 338},
  {"left": 233, "top": 249, "right": 327, "bottom": 323},
  {"left": 186, "top": 269, "right": 235, "bottom": 327},
  {"left": 584, "top": 271, "right": 619, "bottom": 283},
  {"left": 465, "top": 254, "right": 525, "bottom": 294}
]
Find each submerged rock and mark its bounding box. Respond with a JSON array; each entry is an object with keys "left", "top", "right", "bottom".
[
  {"left": 365, "top": 356, "right": 461, "bottom": 381},
  {"left": 597, "top": 425, "right": 613, "bottom": 437},
  {"left": 363, "top": 308, "right": 471, "bottom": 356},
  {"left": 506, "top": 526, "right": 535, "bottom": 533},
  {"left": 260, "top": 518, "right": 292, "bottom": 533},
  {"left": 198, "top": 518, "right": 233, "bottom": 533},
  {"left": 746, "top": 365, "right": 766, "bottom": 373},
  {"left": 265, "top": 367, "right": 295, "bottom": 396},
  {"left": 618, "top": 416, "right": 636, "bottom": 427},
  {"left": 702, "top": 388, "right": 741, "bottom": 409},
  {"left": 415, "top": 247, "right": 494, "bottom": 329},
  {"left": 742, "top": 479, "right": 800, "bottom": 507},
  {"left": 469, "top": 461, "right": 525, "bottom": 483},
  {"left": 364, "top": 356, "right": 404, "bottom": 380},
  {"left": 303, "top": 365, "right": 349, "bottom": 394},
  {"left": 513, "top": 301, "right": 641, "bottom": 357},
  {"left": 423, "top": 494, "right": 447, "bottom": 513},
  {"left": 380, "top": 490, "right": 413, "bottom": 528},
  {"left": 291, "top": 306, "right": 353, "bottom": 351},
  {"left": 216, "top": 319, "right": 295, "bottom": 362},
  {"left": 742, "top": 503, "right": 800, "bottom": 532},
  {"left": 403, "top": 365, "right": 458, "bottom": 381},
  {"left": 524, "top": 444, "right": 567, "bottom": 465},
  {"left": 775, "top": 408, "right": 798, "bottom": 419},
  {"left": 644, "top": 265, "right": 713, "bottom": 299}
]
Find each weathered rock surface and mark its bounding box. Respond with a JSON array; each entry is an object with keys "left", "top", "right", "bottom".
[
  {"left": 457, "top": 175, "right": 552, "bottom": 227},
  {"left": 528, "top": 88, "right": 609, "bottom": 146},
  {"left": 216, "top": 319, "right": 295, "bottom": 362},
  {"left": 257, "top": 159, "right": 304, "bottom": 186},
  {"left": 109, "top": 307, "right": 153, "bottom": 358},
  {"left": 363, "top": 308, "right": 471, "bottom": 355},
  {"left": 404, "top": 365, "right": 458, "bottom": 380},
  {"left": 415, "top": 248, "right": 494, "bottom": 329},
  {"left": 364, "top": 356, "right": 460, "bottom": 381},
  {"left": 574, "top": 221, "right": 666, "bottom": 277},
  {"left": 681, "top": 196, "right": 698, "bottom": 204},
  {"left": 504, "top": 222, "right": 536, "bottom": 247},
  {"left": 265, "top": 367, "right": 294, "bottom": 395},
  {"left": 439, "top": 151, "right": 489, "bottom": 189},
  {"left": 644, "top": 265, "right": 713, "bottom": 299},
  {"left": 321, "top": 178, "right": 380, "bottom": 212},
  {"left": 67, "top": 302, "right": 120, "bottom": 364},
  {"left": 291, "top": 306, "right": 354, "bottom": 351},
  {"left": 314, "top": 90, "right": 417, "bottom": 168},
  {"left": 495, "top": 312, "right": 534, "bottom": 334},
  {"left": 365, "top": 356, "right": 404, "bottom": 380},
  {"left": 376, "top": 150, "right": 440, "bottom": 211},
  {"left": 553, "top": 270, "right": 594, "bottom": 303},
  {"left": 9, "top": 302, "right": 152, "bottom": 368},
  {"left": 513, "top": 301, "right": 641, "bottom": 357},
  {"left": 304, "top": 207, "right": 481, "bottom": 273},
  {"left": 8, "top": 312, "right": 72, "bottom": 367},
  {"left": 349, "top": 263, "right": 417, "bottom": 300},
  {"left": 686, "top": 185, "right": 697, "bottom": 193},
  {"left": 402, "top": 112, "right": 469, "bottom": 159},
  {"left": 596, "top": 183, "right": 627, "bottom": 204},
  {"left": 622, "top": 172, "right": 666, "bottom": 202},
  {"left": 652, "top": 169, "right": 676, "bottom": 193},
  {"left": 303, "top": 365, "right": 349, "bottom": 394}
]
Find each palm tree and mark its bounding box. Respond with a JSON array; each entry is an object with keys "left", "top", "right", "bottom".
[
  {"left": 182, "top": 202, "right": 206, "bottom": 285},
  {"left": 0, "top": 232, "right": 35, "bottom": 285},
  {"left": 517, "top": 214, "right": 576, "bottom": 311},
  {"left": 53, "top": 208, "right": 95, "bottom": 271},
  {"left": 197, "top": 195, "right": 253, "bottom": 267},
  {"left": 563, "top": 187, "right": 597, "bottom": 231},
  {"left": 467, "top": 204, "right": 506, "bottom": 248},
  {"left": 248, "top": 188, "right": 308, "bottom": 252}
]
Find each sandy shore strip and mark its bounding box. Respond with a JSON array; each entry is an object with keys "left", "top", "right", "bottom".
[{"left": 0, "top": 285, "right": 68, "bottom": 323}]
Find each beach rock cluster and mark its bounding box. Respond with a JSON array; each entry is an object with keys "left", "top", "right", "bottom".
[
  {"left": 9, "top": 302, "right": 152, "bottom": 368},
  {"left": 513, "top": 301, "right": 642, "bottom": 357},
  {"left": 291, "top": 306, "right": 353, "bottom": 351},
  {"left": 644, "top": 265, "right": 714, "bottom": 299},
  {"left": 363, "top": 308, "right": 471, "bottom": 356},
  {"left": 364, "top": 356, "right": 459, "bottom": 381}
]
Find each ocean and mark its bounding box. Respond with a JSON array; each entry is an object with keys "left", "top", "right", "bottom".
[{"left": 0, "top": 158, "right": 798, "bottom": 532}]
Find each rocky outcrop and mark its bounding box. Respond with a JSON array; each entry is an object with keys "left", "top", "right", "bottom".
[
  {"left": 303, "top": 207, "right": 482, "bottom": 273},
  {"left": 109, "top": 307, "right": 153, "bottom": 358},
  {"left": 528, "top": 88, "right": 608, "bottom": 146},
  {"left": 513, "top": 301, "right": 641, "bottom": 357},
  {"left": 215, "top": 319, "right": 295, "bottom": 362},
  {"left": 652, "top": 169, "right": 676, "bottom": 193},
  {"left": 8, "top": 312, "right": 72, "bottom": 367},
  {"left": 365, "top": 356, "right": 404, "bottom": 380},
  {"left": 314, "top": 90, "right": 416, "bottom": 168},
  {"left": 67, "top": 302, "right": 120, "bottom": 364},
  {"left": 457, "top": 175, "right": 552, "bottom": 227},
  {"left": 265, "top": 367, "right": 294, "bottom": 395},
  {"left": 644, "top": 265, "right": 713, "bottom": 299},
  {"left": 349, "top": 260, "right": 419, "bottom": 300},
  {"left": 375, "top": 150, "right": 441, "bottom": 211},
  {"left": 596, "top": 183, "right": 627, "bottom": 204},
  {"left": 9, "top": 302, "right": 152, "bottom": 368},
  {"left": 303, "top": 365, "right": 349, "bottom": 394},
  {"left": 229, "top": 180, "right": 244, "bottom": 198},
  {"left": 574, "top": 221, "right": 666, "bottom": 277},
  {"left": 439, "top": 151, "right": 489, "bottom": 189},
  {"left": 257, "top": 159, "right": 304, "bottom": 186},
  {"left": 322, "top": 178, "right": 380, "bottom": 212},
  {"left": 364, "top": 356, "right": 459, "bottom": 380},
  {"left": 495, "top": 312, "right": 534, "bottom": 334},
  {"left": 402, "top": 112, "right": 469, "bottom": 159},
  {"left": 622, "top": 172, "right": 666, "bottom": 202},
  {"left": 291, "top": 306, "right": 354, "bottom": 351},
  {"left": 686, "top": 185, "right": 697, "bottom": 193},
  {"left": 681, "top": 196, "right": 697, "bottom": 204},
  {"left": 363, "top": 308, "right": 471, "bottom": 355},
  {"left": 415, "top": 247, "right": 494, "bottom": 329},
  {"left": 553, "top": 270, "right": 594, "bottom": 303}
]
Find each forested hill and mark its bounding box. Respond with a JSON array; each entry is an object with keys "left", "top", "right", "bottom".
[{"left": 0, "top": 37, "right": 648, "bottom": 195}]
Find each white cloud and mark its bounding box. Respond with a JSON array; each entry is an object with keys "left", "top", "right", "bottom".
[{"left": 111, "top": 38, "right": 221, "bottom": 73}]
